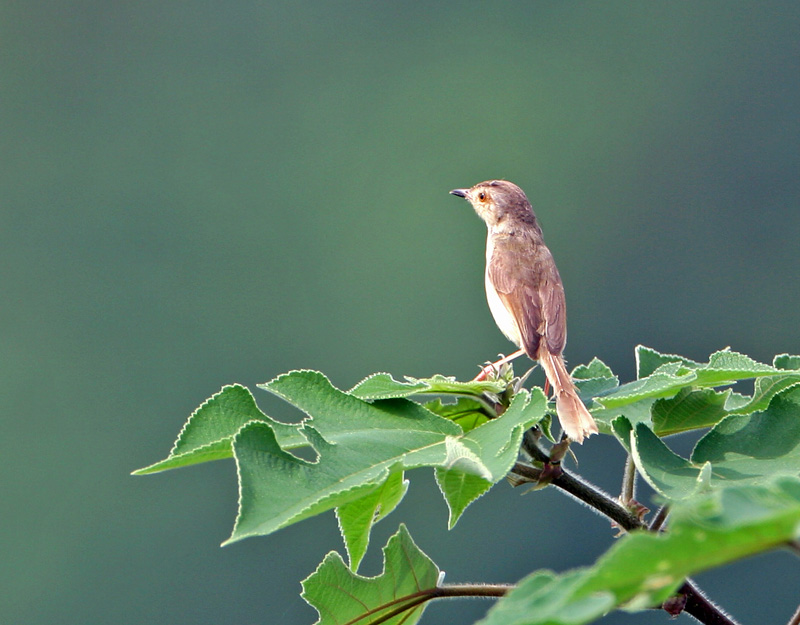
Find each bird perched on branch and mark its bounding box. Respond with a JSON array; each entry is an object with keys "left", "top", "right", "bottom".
[{"left": 450, "top": 180, "right": 598, "bottom": 443}]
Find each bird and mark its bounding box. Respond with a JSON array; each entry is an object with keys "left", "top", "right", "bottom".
[{"left": 450, "top": 180, "right": 598, "bottom": 443}]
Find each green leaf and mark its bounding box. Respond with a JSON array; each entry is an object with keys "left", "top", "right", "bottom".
[
  {"left": 579, "top": 477, "right": 800, "bottom": 608},
  {"left": 436, "top": 389, "right": 547, "bottom": 527},
  {"left": 610, "top": 416, "right": 634, "bottom": 451},
  {"left": 651, "top": 387, "right": 735, "bottom": 436},
  {"left": 692, "top": 348, "right": 782, "bottom": 386},
  {"left": 692, "top": 384, "right": 800, "bottom": 477},
  {"left": 336, "top": 470, "right": 409, "bottom": 571},
  {"left": 349, "top": 372, "right": 505, "bottom": 400},
  {"left": 227, "top": 373, "right": 456, "bottom": 545},
  {"left": 594, "top": 365, "right": 697, "bottom": 410},
  {"left": 423, "top": 397, "right": 490, "bottom": 432},
  {"left": 629, "top": 421, "right": 709, "bottom": 499},
  {"left": 775, "top": 354, "right": 800, "bottom": 370},
  {"left": 132, "top": 384, "right": 303, "bottom": 475},
  {"left": 593, "top": 398, "right": 656, "bottom": 434},
  {"left": 734, "top": 372, "right": 800, "bottom": 414},
  {"left": 628, "top": 385, "right": 800, "bottom": 500},
  {"left": 571, "top": 357, "right": 619, "bottom": 400},
  {"left": 572, "top": 357, "right": 615, "bottom": 380},
  {"left": 635, "top": 345, "right": 700, "bottom": 379},
  {"left": 478, "top": 478, "right": 800, "bottom": 625},
  {"left": 302, "top": 524, "right": 440, "bottom": 625},
  {"left": 435, "top": 469, "right": 494, "bottom": 530},
  {"left": 597, "top": 347, "right": 796, "bottom": 416}
]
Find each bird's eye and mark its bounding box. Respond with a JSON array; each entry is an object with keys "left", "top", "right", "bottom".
[{"left": 478, "top": 192, "right": 486, "bottom": 201}]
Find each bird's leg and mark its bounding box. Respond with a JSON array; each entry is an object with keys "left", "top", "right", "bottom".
[
  {"left": 537, "top": 433, "right": 571, "bottom": 484},
  {"left": 473, "top": 349, "right": 525, "bottom": 381}
]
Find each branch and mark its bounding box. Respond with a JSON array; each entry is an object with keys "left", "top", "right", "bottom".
[
  {"left": 511, "top": 461, "right": 643, "bottom": 531},
  {"left": 680, "top": 580, "right": 741, "bottom": 625},
  {"left": 518, "top": 430, "right": 644, "bottom": 530},
  {"left": 349, "top": 584, "right": 511, "bottom": 625},
  {"left": 512, "top": 435, "right": 741, "bottom": 625},
  {"left": 649, "top": 505, "right": 670, "bottom": 532}
]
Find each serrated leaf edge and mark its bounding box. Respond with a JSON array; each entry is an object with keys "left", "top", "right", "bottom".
[{"left": 170, "top": 383, "right": 258, "bottom": 455}]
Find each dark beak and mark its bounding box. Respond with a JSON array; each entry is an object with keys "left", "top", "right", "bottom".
[{"left": 449, "top": 188, "right": 468, "bottom": 198}]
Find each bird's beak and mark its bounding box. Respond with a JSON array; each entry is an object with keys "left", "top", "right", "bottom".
[{"left": 449, "top": 188, "right": 468, "bottom": 198}]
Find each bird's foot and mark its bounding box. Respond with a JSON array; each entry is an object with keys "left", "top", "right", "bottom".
[
  {"left": 473, "top": 361, "right": 499, "bottom": 381},
  {"left": 534, "top": 435, "right": 572, "bottom": 486},
  {"left": 472, "top": 349, "right": 526, "bottom": 381}
]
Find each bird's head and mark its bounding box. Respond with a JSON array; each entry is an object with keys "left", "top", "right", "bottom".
[{"left": 449, "top": 180, "right": 535, "bottom": 228}]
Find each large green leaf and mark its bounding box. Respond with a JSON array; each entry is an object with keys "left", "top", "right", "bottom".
[
  {"left": 302, "top": 524, "right": 441, "bottom": 625},
  {"left": 596, "top": 347, "right": 800, "bottom": 436},
  {"left": 692, "top": 383, "right": 800, "bottom": 477},
  {"left": 626, "top": 385, "right": 800, "bottom": 500},
  {"left": 224, "top": 371, "right": 541, "bottom": 550},
  {"left": 477, "top": 478, "right": 800, "bottom": 625},
  {"left": 134, "top": 370, "right": 540, "bottom": 559}
]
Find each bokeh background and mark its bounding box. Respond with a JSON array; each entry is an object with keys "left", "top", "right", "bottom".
[{"left": 4, "top": 2, "right": 800, "bottom": 624}]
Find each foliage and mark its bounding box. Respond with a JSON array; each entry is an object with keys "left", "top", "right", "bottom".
[
  {"left": 302, "top": 524, "right": 441, "bottom": 625},
  {"left": 135, "top": 347, "right": 800, "bottom": 624}
]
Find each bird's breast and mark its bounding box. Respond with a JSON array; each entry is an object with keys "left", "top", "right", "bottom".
[{"left": 484, "top": 234, "right": 522, "bottom": 347}]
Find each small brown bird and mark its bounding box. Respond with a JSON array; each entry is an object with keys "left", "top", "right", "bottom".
[{"left": 450, "top": 180, "right": 598, "bottom": 443}]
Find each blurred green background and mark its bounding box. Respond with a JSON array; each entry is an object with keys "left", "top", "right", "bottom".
[{"left": 3, "top": 2, "right": 800, "bottom": 624}]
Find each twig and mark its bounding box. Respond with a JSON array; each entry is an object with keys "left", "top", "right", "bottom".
[
  {"left": 620, "top": 454, "right": 637, "bottom": 505},
  {"left": 431, "top": 584, "right": 511, "bottom": 598},
  {"left": 787, "top": 601, "right": 800, "bottom": 625},
  {"left": 649, "top": 505, "right": 670, "bottom": 532},
  {"left": 681, "top": 579, "right": 741, "bottom": 625}
]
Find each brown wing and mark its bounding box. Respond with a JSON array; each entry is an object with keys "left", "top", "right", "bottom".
[
  {"left": 488, "top": 234, "right": 566, "bottom": 358},
  {"left": 539, "top": 269, "right": 567, "bottom": 355}
]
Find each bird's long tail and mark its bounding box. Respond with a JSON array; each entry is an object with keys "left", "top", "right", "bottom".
[{"left": 538, "top": 346, "right": 598, "bottom": 444}]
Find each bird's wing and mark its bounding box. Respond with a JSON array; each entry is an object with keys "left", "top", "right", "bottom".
[
  {"left": 488, "top": 239, "right": 567, "bottom": 357},
  {"left": 538, "top": 273, "right": 567, "bottom": 354}
]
